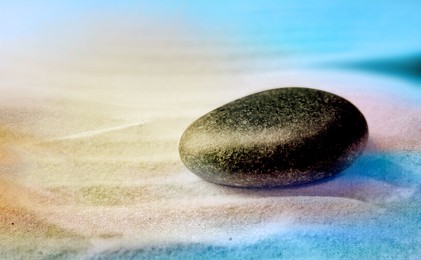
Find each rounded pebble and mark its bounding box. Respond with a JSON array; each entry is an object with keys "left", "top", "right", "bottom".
[{"left": 179, "top": 87, "right": 368, "bottom": 188}]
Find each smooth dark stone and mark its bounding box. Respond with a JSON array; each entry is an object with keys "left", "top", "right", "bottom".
[{"left": 179, "top": 87, "right": 368, "bottom": 188}]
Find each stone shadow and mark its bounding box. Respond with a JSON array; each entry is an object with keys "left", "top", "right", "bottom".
[{"left": 213, "top": 140, "right": 421, "bottom": 206}]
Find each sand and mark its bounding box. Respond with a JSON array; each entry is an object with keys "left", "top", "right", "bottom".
[
  {"left": 2, "top": 65, "right": 421, "bottom": 258},
  {"left": 1, "top": 8, "right": 421, "bottom": 259}
]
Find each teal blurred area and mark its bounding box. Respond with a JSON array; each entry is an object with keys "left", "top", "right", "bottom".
[{"left": 335, "top": 54, "right": 421, "bottom": 83}]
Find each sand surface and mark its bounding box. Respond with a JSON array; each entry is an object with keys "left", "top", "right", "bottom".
[{"left": 2, "top": 64, "right": 420, "bottom": 259}]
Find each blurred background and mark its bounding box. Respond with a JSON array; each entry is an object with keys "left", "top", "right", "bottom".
[{"left": 1, "top": 0, "right": 421, "bottom": 78}]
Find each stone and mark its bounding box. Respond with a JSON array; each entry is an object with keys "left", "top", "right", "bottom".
[{"left": 179, "top": 87, "right": 368, "bottom": 188}]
